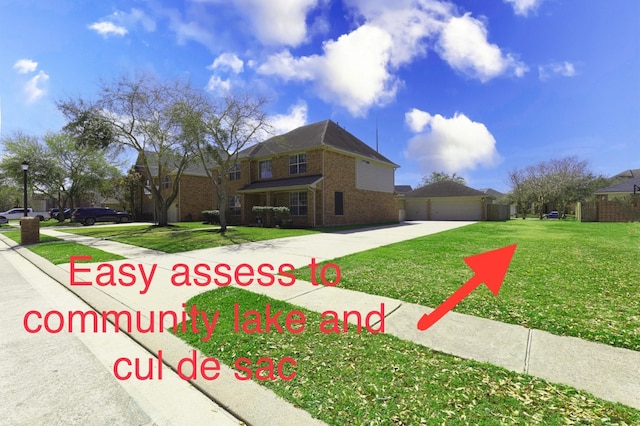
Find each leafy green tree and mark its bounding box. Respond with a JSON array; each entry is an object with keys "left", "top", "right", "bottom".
[
  {"left": 506, "top": 168, "right": 529, "bottom": 218},
  {"left": 58, "top": 74, "right": 202, "bottom": 226},
  {"left": 100, "top": 168, "right": 143, "bottom": 217},
  {"left": 0, "top": 131, "right": 119, "bottom": 218},
  {"left": 420, "top": 171, "right": 466, "bottom": 186},
  {"left": 0, "top": 173, "right": 22, "bottom": 211},
  {"left": 61, "top": 101, "right": 115, "bottom": 150}
]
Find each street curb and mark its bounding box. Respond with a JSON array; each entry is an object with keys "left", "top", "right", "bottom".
[{"left": 0, "top": 234, "right": 326, "bottom": 426}]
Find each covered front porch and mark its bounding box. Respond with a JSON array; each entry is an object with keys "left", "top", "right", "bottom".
[{"left": 237, "top": 175, "right": 324, "bottom": 227}]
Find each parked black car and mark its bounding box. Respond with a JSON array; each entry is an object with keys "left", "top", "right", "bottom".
[
  {"left": 50, "top": 208, "right": 72, "bottom": 220},
  {"left": 71, "top": 207, "right": 132, "bottom": 226}
]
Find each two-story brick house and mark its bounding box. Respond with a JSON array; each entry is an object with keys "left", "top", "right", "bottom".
[
  {"left": 226, "top": 119, "right": 399, "bottom": 227},
  {"left": 135, "top": 119, "right": 399, "bottom": 227}
]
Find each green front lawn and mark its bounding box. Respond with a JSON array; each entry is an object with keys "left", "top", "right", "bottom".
[
  {"left": 2, "top": 231, "right": 125, "bottom": 264},
  {"left": 294, "top": 221, "right": 640, "bottom": 351},
  {"left": 63, "top": 224, "right": 319, "bottom": 253},
  {"left": 178, "top": 287, "right": 640, "bottom": 425}
]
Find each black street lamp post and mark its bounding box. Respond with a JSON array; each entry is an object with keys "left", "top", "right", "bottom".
[{"left": 21, "top": 161, "right": 29, "bottom": 217}]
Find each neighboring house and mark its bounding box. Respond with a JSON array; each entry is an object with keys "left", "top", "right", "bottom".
[
  {"left": 595, "top": 176, "right": 640, "bottom": 201},
  {"left": 478, "top": 188, "right": 505, "bottom": 200},
  {"left": 394, "top": 185, "right": 413, "bottom": 194},
  {"left": 404, "top": 180, "right": 495, "bottom": 221},
  {"left": 578, "top": 172, "right": 640, "bottom": 222},
  {"left": 612, "top": 168, "right": 640, "bottom": 180},
  {"left": 134, "top": 119, "right": 399, "bottom": 227},
  {"left": 229, "top": 119, "right": 398, "bottom": 227},
  {"left": 133, "top": 153, "right": 215, "bottom": 222},
  {"left": 395, "top": 185, "right": 413, "bottom": 222}
]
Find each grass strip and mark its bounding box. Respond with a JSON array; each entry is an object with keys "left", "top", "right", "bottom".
[
  {"left": 3, "top": 231, "right": 125, "bottom": 264},
  {"left": 64, "top": 224, "right": 318, "bottom": 253},
  {"left": 294, "top": 220, "right": 640, "bottom": 351},
  {"left": 178, "top": 287, "right": 640, "bottom": 425}
]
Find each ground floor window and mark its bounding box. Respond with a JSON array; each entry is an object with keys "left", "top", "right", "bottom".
[
  {"left": 229, "top": 195, "right": 241, "bottom": 216},
  {"left": 335, "top": 191, "right": 344, "bottom": 215},
  {"left": 290, "top": 191, "right": 308, "bottom": 216}
]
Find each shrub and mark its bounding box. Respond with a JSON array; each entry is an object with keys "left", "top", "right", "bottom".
[
  {"left": 201, "top": 210, "right": 220, "bottom": 224},
  {"left": 273, "top": 206, "right": 292, "bottom": 227},
  {"left": 252, "top": 206, "right": 291, "bottom": 227}
]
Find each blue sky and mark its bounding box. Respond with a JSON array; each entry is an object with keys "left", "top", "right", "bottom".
[{"left": 1, "top": 0, "right": 638, "bottom": 192}]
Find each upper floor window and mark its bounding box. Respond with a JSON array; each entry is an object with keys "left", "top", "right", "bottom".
[
  {"left": 162, "top": 175, "right": 171, "bottom": 189},
  {"left": 259, "top": 160, "right": 272, "bottom": 179},
  {"left": 289, "top": 153, "right": 307, "bottom": 175},
  {"left": 229, "top": 163, "right": 241, "bottom": 181}
]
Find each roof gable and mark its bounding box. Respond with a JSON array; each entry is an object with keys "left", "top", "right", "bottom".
[
  {"left": 406, "top": 180, "right": 488, "bottom": 198},
  {"left": 613, "top": 168, "right": 640, "bottom": 179},
  {"left": 595, "top": 176, "right": 640, "bottom": 194},
  {"left": 240, "top": 120, "right": 397, "bottom": 166},
  {"left": 136, "top": 151, "right": 213, "bottom": 177}
]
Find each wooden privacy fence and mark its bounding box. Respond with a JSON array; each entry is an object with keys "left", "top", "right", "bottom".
[
  {"left": 577, "top": 200, "right": 640, "bottom": 222},
  {"left": 487, "top": 204, "right": 511, "bottom": 221}
]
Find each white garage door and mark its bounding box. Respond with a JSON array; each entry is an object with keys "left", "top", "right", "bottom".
[
  {"left": 406, "top": 200, "right": 427, "bottom": 220},
  {"left": 431, "top": 199, "right": 481, "bottom": 221}
]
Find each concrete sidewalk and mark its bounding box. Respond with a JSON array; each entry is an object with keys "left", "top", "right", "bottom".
[
  {"left": 6, "top": 221, "right": 640, "bottom": 418},
  {"left": 0, "top": 238, "right": 243, "bottom": 426}
]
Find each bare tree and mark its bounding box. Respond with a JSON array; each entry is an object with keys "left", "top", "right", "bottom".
[
  {"left": 58, "top": 74, "right": 202, "bottom": 226},
  {"left": 189, "top": 94, "right": 270, "bottom": 233},
  {"left": 507, "top": 156, "right": 600, "bottom": 219},
  {"left": 547, "top": 156, "right": 594, "bottom": 217}
]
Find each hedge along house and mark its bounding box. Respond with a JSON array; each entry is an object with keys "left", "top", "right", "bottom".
[{"left": 219, "top": 119, "right": 399, "bottom": 227}]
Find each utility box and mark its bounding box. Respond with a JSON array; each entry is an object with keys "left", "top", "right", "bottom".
[{"left": 20, "top": 217, "right": 40, "bottom": 245}]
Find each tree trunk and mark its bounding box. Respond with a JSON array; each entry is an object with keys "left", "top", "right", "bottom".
[
  {"left": 156, "top": 199, "right": 169, "bottom": 226},
  {"left": 218, "top": 195, "right": 227, "bottom": 234}
]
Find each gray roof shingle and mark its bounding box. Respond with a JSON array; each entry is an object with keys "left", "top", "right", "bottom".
[
  {"left": 595, "top": 176, "right": 640, "bottom": 194},
  {"left": 406, "top": 180, "right": 489, "bottom": 198},
  {"left": 240, "top": 120, "right": 397, "bottom": 166}
]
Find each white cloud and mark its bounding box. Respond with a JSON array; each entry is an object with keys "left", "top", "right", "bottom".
[
  {"left": 206, "top": 75, "right": 232, "bottom": 93},
  {"left": 405, "top": 108, "right": 432, "bottom": 133},
  {"left": 257, "top": 1, "right": 526, "bottom": 116},
  {"left": 24, "top": 70, "right": 50, "bottom": 103},
  {"left": 209, "top": 53, "right": 244, "bottom": 74},
  {"left": 344, "top": 0, "right": 451, "bottom": 67},
  {"left": 13, "top": 59, "right": 38, "bottom": 74},
  {"left": 404, "top": 109, "right": 501, "bottom": 174},
  {"left": 539, "top": 61, "right": 576, "bottom": 80},
  {"left": 437, "top": 13, "right": 527, "bottom": 82},
  {"left": 169, "top": 15, "right": 215, "bottom": 47},
  {"left": 233, "top": 0, "right": 319, "bottom": 46},
  {"left": 268, "top": 101, "right": 308, "bottom": 135},
  {"left": 122, "top": 8, "right": 156, "bottom": 32},
  {"left": 88, "top": 21, "right": 128, "bottom": 37},
  {"left": 257, "top": 50, "right": 316, "bottom": 81},
  {"left": 89, "top": 9, "right": 155, "bottom": 39},
  {"left": 259, "top": 24, "right": 398, "bottom": 116},
  {"left": 504, "top": 0, "right": 543, "bottom": 17}
]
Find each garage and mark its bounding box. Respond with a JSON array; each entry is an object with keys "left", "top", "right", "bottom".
[
  {"left": 431, "top": 198, "right": 482, "bottom": 221},
  {"left": 404, "top": 181, "right": 493, "bottom": 221}
]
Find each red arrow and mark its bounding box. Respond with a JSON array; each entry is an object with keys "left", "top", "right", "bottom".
[{"left": 417, "top": 244, "right": 517, "bottom": 331}]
